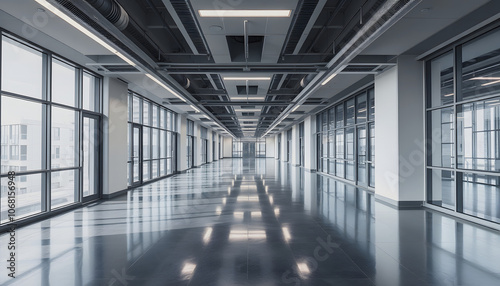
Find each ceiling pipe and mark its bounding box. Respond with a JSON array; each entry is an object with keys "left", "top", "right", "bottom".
[{"left": 86, "top": 0, "right": 129, "bottom": 30}]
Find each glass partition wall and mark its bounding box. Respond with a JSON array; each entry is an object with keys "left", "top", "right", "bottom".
[
  {"left": 0, "top": 32, "right": 102, "bottom": 225},
  {"left": 426, "top": 26, "right": 500, "bottom": 224},
  {"left": 127, "top": 92, "right": 177, "bottom": 186},
  {"left": 316, "top": 87, "right": 375, "bottom": 188}
]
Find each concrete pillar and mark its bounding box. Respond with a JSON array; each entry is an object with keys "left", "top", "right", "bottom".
[
  {"left": 102, "top": 77, "right": 128, "bottom": 196},
  {"left": 291, "top": 124, "right": 299, "bottom": 166},
  {"left": 374, "top": 55, "right": 425, "bottom": 207},
  {"left": 304, "top": 115, "right": 317, "bottom": 172},
  {"left": 265, "top": 136, "right": 275, "bottom": 158},
  {"left": 178, "top": 115, "right": 188, "bottom": 172}
]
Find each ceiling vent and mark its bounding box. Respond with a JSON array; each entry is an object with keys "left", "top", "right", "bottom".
[
  {"left": 226, "top": 36, "right": 264, "bottom": 62},
  {"left": 237, "top": 85, "right": 258, "bottom": 95}
]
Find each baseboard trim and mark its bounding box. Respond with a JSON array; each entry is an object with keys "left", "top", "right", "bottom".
[
  {"left": 375, "top": 195, "right": 424, "bottom": 209},
  {"left": 102, "top": 188, "right": 128, "bottom": 199}
]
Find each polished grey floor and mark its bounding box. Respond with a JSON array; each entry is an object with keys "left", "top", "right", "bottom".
[{"left": 1, "top": 158, "right": 500, "bottom": 285}]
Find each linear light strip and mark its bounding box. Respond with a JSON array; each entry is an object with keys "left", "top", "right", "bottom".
[
  {"left": 199, "top": 10, "right": 291, "bottom": 18},
  {"left": 34, "top": 0, "right": 136, "bottom": 67},
  {"left": 223, "top": 77, "right": 271, "bottom": 81}
]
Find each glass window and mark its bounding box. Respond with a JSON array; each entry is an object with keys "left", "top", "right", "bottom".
[
  {"left": 152, "top": 105, "right": 159, "bottom": 127},
  {"left": 133, "top": 96, "right": 141, "bottom": 123},
  {"left": 368, "top": 88, "right": 375, "bottom": 121},
  {"left": 1, "top": 174, "right": 42, "bottom": 223},
  {"left": 345, "top": 127, "right": 355, "bottom": 181},
  {"left": 1, "top": 36, "right": 43, "bottom": 99},
  {"left": 83, "top": 72, "right": 99, "bottom": 112},
  {"left": 52, "top": 58, "right": 77, "bottom": 107},
  {"left": 457, "top": 98, "right": 500, "bottom": 172},
  {"left": 52, "top": 107, "right": 77, "bottom": 168},
  {"left": 143, "top": 101, "right": 150, "bottom": 126},
  {"left": 1, "top": 97, "right": 42, "bottom": 171},
  {"left": 462, "top": 173, "right": 500, "bottom": 223},
  {"left": 20, "top": 125, "right": 28, "bottom": 140},
  {"left": 429, "top": 51, "right": 454, "bottom": 107},
  {"left": 461, "top": 29, "right": 500, "bottom": 102},
  {"left": 346, "top": 99, "right": 355, "bottom": 126},
  {"left": 356, "top": 93, "right": 367, "bottom": 124},
  {"left": 428, "top": 169, "right": 455, "bottom": 210},
  {"left": 51, "top": 169, "right": 77, "bottom": 209},
  {"left": 428, "top": 107, "right": 454, "bottom": 168},
  {"left": 336, "top": 104, "right": 344, "bottom": 128},
  {"left": 152, "top": 128, "right": 159, "bottom": 159},
  {"left": 143, "top": 127, "right": 150, "bottom": 160},
  {"left": 328, "top": 108, "right": 335, "bottom": 130}
]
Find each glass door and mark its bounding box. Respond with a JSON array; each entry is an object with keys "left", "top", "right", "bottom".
[
  {"left": 243, "top": 142, "right": 255, "bottom": 158},
  {"left": 132, "top": 124, "right": 142, "bottom": 186},
  {"left": 82, "top": 114, "right": 100, "bottom": 202}
]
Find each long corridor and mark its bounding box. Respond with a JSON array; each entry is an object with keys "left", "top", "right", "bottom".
[{"left": 1, "top": 159, "right": 500, "bottom": 285}]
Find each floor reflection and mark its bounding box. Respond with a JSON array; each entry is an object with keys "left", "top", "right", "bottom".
[{"left": 0, "top": 158, "right": 499, "bottom": 285}]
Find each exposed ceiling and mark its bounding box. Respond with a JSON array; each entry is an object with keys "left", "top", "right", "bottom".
[{"left": 1, "top": 0, "right": 497, "bottom": 137}]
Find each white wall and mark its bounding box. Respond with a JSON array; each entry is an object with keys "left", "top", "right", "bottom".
[
  {"left": 103, "top": 77, "right": 128, "bottom": 195},
  {"left": 178, "top": 115, "right": 188, "bottom": 172},
  {"left": 291, "top": 125, "right": 299, "bottom": 166},
  {"left": 223, "top": 137, "right": 232, "bottom": 157},
  {"left": 265, "top": 137, "right": 275, "bottom": 158}
]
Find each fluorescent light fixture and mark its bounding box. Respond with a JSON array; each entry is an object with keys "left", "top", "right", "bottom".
[
  {"left": 321, "top": 72, "right": 338, "bottom": 85},
  {"left": 231, "top": 97, "right": 265, "bottom": 100},
  {"left": 443, "top": 93, "right": 454, "bottom": 97},
  {"left": 269, "top": 195, "right": 274, "bottom": 205},
  {"left": 234, "top": 211, "right": 244, "bottom": 217},
  {"left": 145, "top": 74, "right": 187, "bottom": 102},
  {"left": 481, "top": 79, "right": 500, "bottom": 86},
  {"left": 234, "top": 108, "right": 262, "bottom": 112},
  {"left": 291, "top": 105, "right": 301, "bottom": 112},
  {"left": 216, "top": 206, "right": 222, "bottom": 215},
  {"left": 223, "top": 77, "right": 271, "bottom": 81},
  {"left": 265, "top": 186, "right": 269, "bottom": 193},
  {"left": 190, "top": 105, "right": 201, "bottom": 113},
  {"left": 199, "top": 10, "right": 291, "bottom": 18},
  {"left": 35, "top": 0, "right": 136, "bottom": 67},
  {"left": 203, "top": 115, "right": 211, "bottom": 119},
  {"left": 471, "top": 77, "right": 500, "bottom": 80},
  {"left": 222, "top": 198, "right": 227, "bottom": 205}
]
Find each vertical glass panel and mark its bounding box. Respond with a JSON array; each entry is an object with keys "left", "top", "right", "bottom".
[
  {"left": 358, "top": 127, "right": 367, "bottom": 186},
  {"left": 1, "top": 97, "right": 42, "bottom": 172},
  {"left": 458, "top": 98, "right": 500, "bottom": 171},
  {"left": 356, "top": 93, "right": 367, "bottom": 124},
  {"left": 143, "top": 161, "right": 150, "bottom": 181},
  {"left": 336, "top": 104, "right": 344, "bottom": 128},
  {"left": 167, "top": 111, "right": 172, "bottom": 131},
  {"left": 83, "top": 117, "right": 98, "bottom": 197},
  {"left": 428, "top": 169, "right": 455, "bottom": 210},
  {"left": 152, "top": 105, "right": 158, "bottom": 127},
  {"left": 336, "top": 129, "right": 344, "bottom": 177},
  {"left": 346, "top": 99, "right": 355, "bottom": 126},
  {"left": 152, "top": 160, "right": 158, "bottom": 179},
  {"left": 429, "top": 51, "right": 454, "bottom": 107},
  {"left": 368, "top": 88, "right": 375, "bottom": 121},
  {"left": 52, "top": 58, "right": 77, "bottom": 107},
  {"left": 133, "top": 96, "right": 141, "bottom": 123},
  {"left": 328, "top": 131, "right": 334, "bottom": 159},
  {"left": 428, "top": 107, "right": 455, "bottom": 168},
  {"left": 167, "top": 158, "right": 172, "bottom": 174},
  {"left": 160, "top": 130, "right": 166, "bottom": 158},
  {"left": 462, "top": 173, "right": 500, "bottom": 223},
  {"left": 1, "top": 174, "right": 42, "bottom": 223},
  {"left": 461, "top": 28, "right": 500, "bottom": 102},
  {"left": 143, "top": 101, "right": 150, "bottom": 126},
  {"left": 345, "top": 127, "right": 355, "bottom": 180},
  {"left": 1, "top": 36, "right": 43, "bottom": 99},
  {"left": 160, "top": 109, "right": 166, "bottom": 129},
  {"left": 143, "top": 127, "right": 150, "bottom": 160},
  {"left": 51, "top": 169, "right": 77, "bottom": 209},
  {"left": 322, "top": 111, "right": 328, "bottom": 131},
  {"left": 52, "top": 107, "right": 77, "bottom": 168},
  {"left": 152, "top": 128, "right": 159, "bottom": 159},
  {"left": 83, "top": 73, "right": 99, "bottom": 112},
  {"left": 160, "top": 159, "right": 166, "bottom": 176},
  {"left": 328, "top": 108, "right": 335, "bottom": 130},
  {"left": 369, "top": 123, "right": 375, "bottom": 187}
]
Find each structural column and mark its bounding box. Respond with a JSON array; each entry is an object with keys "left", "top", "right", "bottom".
[{"left": 374, "top": 55, "right": 425, "bottom": 207}]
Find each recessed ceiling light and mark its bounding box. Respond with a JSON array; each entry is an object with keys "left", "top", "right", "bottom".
[
  {"left": 224, "top": 77, "right": 271, "bottom": 81},
  {"left": 209, "top": 25, "right": 223, "bottom": 32},
  {"left": 199, "top": 10, "right": 291, "bottom": 18}
]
